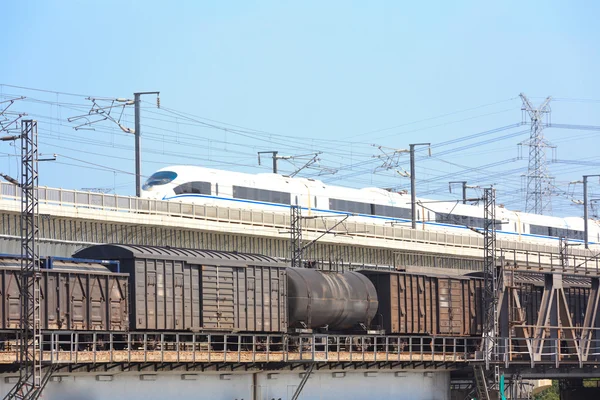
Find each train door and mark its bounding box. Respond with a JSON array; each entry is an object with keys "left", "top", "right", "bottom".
[
  {"left": 173, "top": 261, "right": 184, "bottom": 330},
  {"left": 45, "top": 272, "right": 58, "bottom": 329},
  {"left": 438, "top": 278, "right": 463, "bottom": 335},
  {"left": 108, "top": 276, "right": 128, "bottom": 331},
  {"left": 68, "top": 274, "right": 88, "bottom": 330},
  {"left": 4, "top": 270, "right": 21, "bottom": 329},
  {"left": 88, "top": 275, "right": 107, "bottom": 330},
  {"left": 201, "top": 265, "right": 235, "bottom": 330},
  {"left": 145, "top": 263, "right": 157, "bottom": 330}
]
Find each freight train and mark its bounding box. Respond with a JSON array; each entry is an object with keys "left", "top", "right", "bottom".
[
  {"left": 140, "top": 165, "right": 600, "bottom": 245},
  {"left": 0, "top": 245, "right": 593, "bottom": 342}
]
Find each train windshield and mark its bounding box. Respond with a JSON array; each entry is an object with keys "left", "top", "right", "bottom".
[{"left": 143, "top": 171, "right": 178, "bottom": 190}]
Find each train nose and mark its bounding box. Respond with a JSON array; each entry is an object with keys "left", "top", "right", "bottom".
[{"left": 140, "top": 188, "right": 161, "bottom": 199}]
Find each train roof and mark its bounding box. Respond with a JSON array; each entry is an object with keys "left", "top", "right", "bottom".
[
  {"left": 0, "top": 254, "right": 119, "bottom": 274},
  {"left": 74, "top": 244, "right": 288, "bottom": 268}
]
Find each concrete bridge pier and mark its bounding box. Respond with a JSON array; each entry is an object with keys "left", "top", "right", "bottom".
[{"left": 0, "top": 370, "right": 451, "bottom": 400}]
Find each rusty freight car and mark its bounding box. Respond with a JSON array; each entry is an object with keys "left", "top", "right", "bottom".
[
  {"left": 0, "top": 255, "right": 129, "bottom": 331},
  {"left": 360, "top": 270, "right": 483, "bottom": 336},
  {"left": 74, "top": 245, "right": 288, "bottom": 333}
]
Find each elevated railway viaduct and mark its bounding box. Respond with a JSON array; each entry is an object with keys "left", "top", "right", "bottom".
[
  {"left": 2, "top": 183, "right": 600, "bottom": 399},
  {"left": 1, "top": 183, "right": 598, "bottom": 273}
]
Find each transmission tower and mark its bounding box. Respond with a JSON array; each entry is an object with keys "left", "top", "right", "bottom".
[{"left": 519, "top": 93, "right": 554, "bottom": 214}]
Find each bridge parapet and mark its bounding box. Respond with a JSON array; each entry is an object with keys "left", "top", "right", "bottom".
[{"left": 0, "top": 332, "right": 477, "bottom": 368}]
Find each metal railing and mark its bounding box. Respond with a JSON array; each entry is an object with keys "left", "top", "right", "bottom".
[
  {"left": 473, "top": 336, "right": 600, "bottom": 368},
  {"left": 499, "top": 248, "right": 600, "bottom": 275},
  {"left": 0, "top": 329, "right": 596, "bottom": 368},
  {"left": 0, "top": 332, "right": 479, "bottom": 365},
  {"left": 0, "top": 182, "right": 592, "bottom": 259}
]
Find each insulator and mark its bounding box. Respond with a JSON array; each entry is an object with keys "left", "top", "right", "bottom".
[
  {"left": 0, "top": 135, "right": 20, "bottom": 141},
  {"left": 157, "top": 97, "right": 161, "bottom": 109}
]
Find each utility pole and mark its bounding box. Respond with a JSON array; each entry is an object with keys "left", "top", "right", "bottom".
[
  {"left": 448, "top": 181, "right": 475, "bottom": 204},
  {"left": 134, "top": 91, "right": 160, "bottom": 197},
  {"left": 582, "top": 175, "right": 600, "bottom": 249},
  {"left": 258, "top": 151, "right": 293, "bottom": 174},
  {"left": 409, "top": 143, "right": 430, "bottom": 229},
  {"left": 519, "top": 93, "right": 553, "bottom": 215}
]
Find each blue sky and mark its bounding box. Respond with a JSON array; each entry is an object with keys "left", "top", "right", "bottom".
[{"left": 1, "top": 1, "right": 599, "bottom": 216}]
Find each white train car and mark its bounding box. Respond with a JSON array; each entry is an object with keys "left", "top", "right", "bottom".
[{"left": 141, "top": 165, "right": 599, "bottom": 245}]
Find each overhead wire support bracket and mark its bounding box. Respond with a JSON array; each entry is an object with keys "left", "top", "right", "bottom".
[
  {"left": 449, "top": 181, "right": 480, "bottom": 204},
  {"left": 0, "top": 97, "right": 26, "bottom": 134},
  {"left": 288, "top": 205, "right": 351, "bottom": 268},
  {"left": 286, "top": 152, "right": 322, "bottom": 178},
  {"left": 258, "top": 150, "right": 334, "bottom": 177},
  {"left": 372, "top": 144, "right": 409, "bottom": 173},
  {"left": 67, "top": 97, "right": 133, "bottom": 133},
  {"left": 67, "top": 92, "right": 160, "bottom": 198}
]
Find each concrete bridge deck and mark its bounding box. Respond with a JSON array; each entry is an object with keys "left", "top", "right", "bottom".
[{"left": 1, "top": 183, "right": 598, "bottom": 273}]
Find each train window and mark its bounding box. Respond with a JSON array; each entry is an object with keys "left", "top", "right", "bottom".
[
  {"left": 314, "top": 196, "right": 317, "bottom": 208},
  {"left": 173, "top": 181, "right": 211, "bottom": 195},
  {"left": 373, "top": 204, "right": 411, "bottom": 219},
  {"left": 514, "top": 222, "right": 517, "bottom": 231},
  {"left": 417, "top": 209, "right": 420, "bottom": 219},
  {"left": 434, "top": 212, "right": 500, "bottom": 229},
  {"left": 232, "top": 185, "right": 291, "bottom": 205},
  {"left": 529, "top": 225, "right": 546, "bottom": 236},
  {"left": 529, "top": 224, "right": 584, "bottom": 240},
  {"left": 143, "top": 171, "right": 177, "bottom": 189},
  {"left": 215, "top": 183, "right": 219, "bottom": 196},
  {"left": 295, "top": 196, "right": 298, "bottom": 205},
  {"left": 329, "top": 198, "right": 370, "bottom": 214},
  {"left": 329, "top": 198, "right": 413, "bottom": 219}
]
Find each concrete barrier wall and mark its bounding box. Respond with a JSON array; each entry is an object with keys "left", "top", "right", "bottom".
[{"left": 0, "top": 370, "right": 450, "bottom": 400}]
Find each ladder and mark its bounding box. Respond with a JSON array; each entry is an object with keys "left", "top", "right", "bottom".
[{"left": 474, "top": 365, "right": 491, "bottom": 400}]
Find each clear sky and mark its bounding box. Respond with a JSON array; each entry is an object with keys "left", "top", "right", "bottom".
[{"left": 1, "top": 1, "right": 599, "bottom": 216}]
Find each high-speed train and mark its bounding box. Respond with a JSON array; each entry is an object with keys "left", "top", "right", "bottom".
[{"left": 141, "top": 165, "right": 600, "bottom": 245}]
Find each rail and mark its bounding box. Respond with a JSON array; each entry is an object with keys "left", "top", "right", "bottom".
[
  {"left": 0, "top": 182, "right": 594, "bottom": 260},
  {"left": 0, "top": 332, "right": 478, "bottom": 365}
]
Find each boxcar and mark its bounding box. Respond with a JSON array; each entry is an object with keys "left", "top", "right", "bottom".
[
  {"left": 74, "top": 245, "right": 288, "bottom": 333},
  {"left": 360, "top": 270, "right": 483, "bottom": 336},
  {"left": 0, "top": 256, "right": 129, "bottom": 331}
]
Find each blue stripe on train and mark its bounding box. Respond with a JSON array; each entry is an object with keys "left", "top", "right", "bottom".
[{"left": 160, "top": 193, "right": 592, "bottom": 244}]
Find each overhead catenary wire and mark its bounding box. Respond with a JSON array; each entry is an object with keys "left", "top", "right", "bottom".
[{"left": 2, "top": 83, "right": 600, "bottom": 216}]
